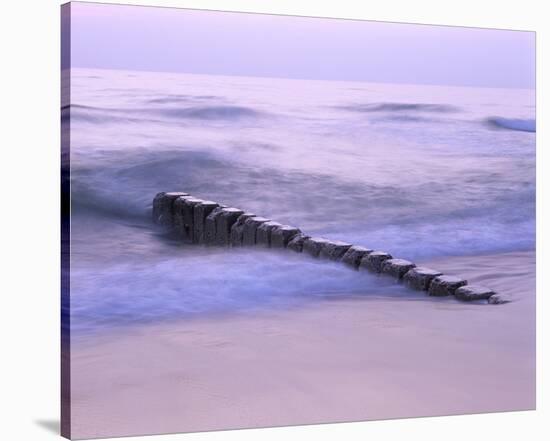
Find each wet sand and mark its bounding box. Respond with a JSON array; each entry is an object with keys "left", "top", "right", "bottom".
[{"left": 70, "top": 250, "right": 535, "bottom": 439}]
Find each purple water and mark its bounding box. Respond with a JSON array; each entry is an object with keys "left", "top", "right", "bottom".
[{"left": 67, "top": 68, "right": 535, "bottom": 336}]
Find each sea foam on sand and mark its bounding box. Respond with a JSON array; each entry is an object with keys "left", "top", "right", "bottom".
[{"left": 70, "top": 250, "right": 535, "bottom": 439}]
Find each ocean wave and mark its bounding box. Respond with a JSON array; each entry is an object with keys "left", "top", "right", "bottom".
[
  {"left": 372, "top": 115, "right": 435, "bottom": 123},
  {"left": 69, "top": 148, "right": 416, "bottom": 228},
  {"left": 69, "top": 145, "right": 534, "bottom": 250},
  {"left": 147, "top": 94, "right": 220, "bottom": 104},
  {"left": 486, "top": 117, "right": 535, "bottom": 133},
  {"left": 157, "top": 105, "right": 260, "bottom": 120},
  {"left": 67, "top": 112, "right": 150, "bottom": 125},
  {"left": 70, "top": 185, "right": 148, "bottom": 221},
  {"left": 70, "top": 150, "right": 236, "bottom": 221},
  {"left": 70, "top": 248, "right": 408, "bottom": 336},
  {"left": 338, "top": 102, "right": 460, "bottom": 113},
  {"left": 63, "top": 103, "right": 261, "bottom": 123},
  {"left": 62, "top": 104, "right": 155, "bottom": 124}
]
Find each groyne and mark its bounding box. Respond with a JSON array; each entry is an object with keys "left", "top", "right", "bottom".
[{"left": 152, "top": 192, "right": 508, "bottom": 304}]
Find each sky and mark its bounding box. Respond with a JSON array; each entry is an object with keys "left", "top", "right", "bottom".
[{"left": 64, "top": 2, "right": 535, "bottom": 89}]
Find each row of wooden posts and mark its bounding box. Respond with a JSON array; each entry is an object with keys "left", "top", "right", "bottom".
[{"left": 153, "top": 192, "right": 509, "bottom": 304}]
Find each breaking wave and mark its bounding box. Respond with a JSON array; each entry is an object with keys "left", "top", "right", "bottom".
[
  {"left": 486, "top": 117, "right": 535, "bottom": 133},
  {"left": 157, "top": 105, "right": 260, "bottom": 120},
  {"left": 63, "top": 103, "right": 262, "bottom": 123},
  {"left": 338, "top": 102, "right": 460, "bottom": 113},
  {"left": 146, "top": 94, "right": 220, "bottom": 104}
]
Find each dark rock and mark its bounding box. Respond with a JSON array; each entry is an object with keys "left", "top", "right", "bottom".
[
  {"left": 152, "top": 192, "right": 188, "bottom": 226},
  {"left": 229, "top": 212, "right": 256, "bottom": 246},
  {"left": 341, "top": 246, "right": 373, "bottom": 268},
  {"left": 183, "top": 198, "right": 203, "bottom": 229},
  {"left": 488, "top": 294, "right": 512, "bottom": 305},
  {"left": 303, "top": 237, "right": 330, "bottom": 257},
  {"left": 403, "top": 267, "right": 443, "bottom": 291},
  {"left": 172, "top": 196, "right": 188, "bottom": 238},
  {"left": 381, "top": 258, "right": 416, "bottom": 280},
  {"left": 215, "top": 207, "right": 244, "bottom": 246},
  {"left": 428, "top": 275, "right": 467, "bottom": 297},
  {"left": 203, "top": 207, "right": 225, "bottom": 245},
  {"left": 173, "top": 196, "right": 203, "bottom": 242},
  {"left": 287, "top": 234, "right": 311, "bottom": 252},
  {"left": 152, "top": 192, "right": 167, "bottom": 223},
  {"left": 454, "top": 285, "right": 496, "bottom": 301},
  {"left": 359, "top": 251, "right": 393, "bottom": 273},
  {"left": 256, "top": 221, "right": 283, "bottom": 247},
  {"left": 242, "top": 216, "right": 270, "bottom": 246},
  {"left": 319, "top": 240, "right": 352, "bottom": 260},
  {"left": 193, "top": 200, "right": 219, "bottom": 244},
  {"left": 271, "top": 225, "right": 301, "bottom": 248}
]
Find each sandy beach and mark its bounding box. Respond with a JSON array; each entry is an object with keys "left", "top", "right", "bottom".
[{"left": 70, "top": 250, "right": 535, "bottom": 439}]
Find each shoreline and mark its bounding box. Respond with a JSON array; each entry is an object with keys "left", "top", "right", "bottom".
[{"left": 70, "top": 250, "right": 535, "bottom": 439}]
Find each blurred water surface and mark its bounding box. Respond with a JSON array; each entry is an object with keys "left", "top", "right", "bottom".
[{"left": 68, "top": 68, "right": 535, "bottom": 336}]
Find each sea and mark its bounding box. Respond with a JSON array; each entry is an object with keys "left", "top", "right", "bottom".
[{"left": 65, "top": 67, "right": 535, "bottom": 337}]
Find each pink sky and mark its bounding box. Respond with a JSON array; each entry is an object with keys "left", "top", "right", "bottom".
[{"left": 63, "top": 2, "right": 535, "bottom": 89}]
